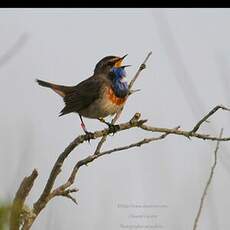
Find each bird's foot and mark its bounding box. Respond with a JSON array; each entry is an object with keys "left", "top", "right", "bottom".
[
  {"left": 81, "top": 122, "right": 93, "bottom": 143},
  {"left": 98, "top": 118, "right": 119, "bottom": 135},
  {"left": 84, "top": 131, "right": 94, "bottom": 143},
  {"left": 107, "top": 123, "right": 119, "bottom": 135}
]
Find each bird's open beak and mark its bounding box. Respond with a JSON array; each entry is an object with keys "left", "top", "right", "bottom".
[
  {"left": 114, "top": 54, "right": 128, "bottom": 67},
  {"left": 121, "top": 54, "right": 128, "bottom": 60},
  {"left": 120, "top": 65, "right": 131, "bottom": 68}
]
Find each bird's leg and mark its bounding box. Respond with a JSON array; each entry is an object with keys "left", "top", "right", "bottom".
[
  {"left": 98, "top": 117, "right": 119, "bottom": 134},
  {"left": 79, "top": 115, "right": 93, "bottom": 142}
]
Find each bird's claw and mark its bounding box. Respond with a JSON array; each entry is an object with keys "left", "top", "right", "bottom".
[
  {"left": 107, "top": 123, "right": 119, "bottom": 135},
  {"left": 98, "top": 118, "right": 119, "bottom": 135},
  {"left": 84, "top": 131, "right": 94, "bottom": 143}
]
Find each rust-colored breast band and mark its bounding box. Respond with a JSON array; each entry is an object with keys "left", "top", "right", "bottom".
[{"left": 107, "top": 88, "right": 126, "bottom": 105}]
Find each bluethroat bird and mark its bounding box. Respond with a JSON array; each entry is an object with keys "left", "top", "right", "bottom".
[{"left": 36, "top": 55, "right": 130, "bottom": 136}]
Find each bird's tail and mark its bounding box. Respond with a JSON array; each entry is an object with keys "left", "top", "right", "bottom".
[{"left": 36, "top": 79, "right": 75, "bottom": 97}]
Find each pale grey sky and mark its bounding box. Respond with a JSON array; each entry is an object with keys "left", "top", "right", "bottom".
[{"left": 1, "top": 8, "right": 230, "bottom": 230}]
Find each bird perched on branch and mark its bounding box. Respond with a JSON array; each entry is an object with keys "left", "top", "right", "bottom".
[{"left": 36, "top": 55, "right": 130, "bottom": 136}]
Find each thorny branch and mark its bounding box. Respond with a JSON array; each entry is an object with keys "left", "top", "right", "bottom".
[
  {"left": 192, "top": 129, "right": 223, "bottom": 230},
  {"left": 10, "top": 51, "right": 230, "bottom": 230}
]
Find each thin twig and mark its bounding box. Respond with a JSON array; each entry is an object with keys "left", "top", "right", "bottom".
[
  {"left": 94, "top": 51, "right": 152, "bottom": 154},
  {"left": 128, "top": 51, "right": 152, "bottom": 90},
  {"left": 140, "top": 124, "right": 230, "bottom": 141},
  {"left": 97, "top": 134, "right": 169, "bottom": 156},
  {"left": 190, "top": 105, "right": 230, "bottom": 133},
  {"left": 192, "top": 128, "right": 223, "bottom": 230},
  {"left": 58, "top": 188, "right": 79, "bottom": 205},
  {"left": 96, "top": 126, "right": 180, "bottom": 157}
]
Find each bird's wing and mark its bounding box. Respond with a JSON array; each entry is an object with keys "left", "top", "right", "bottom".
[{"left": 59, "top": 76, "right": 102, "bottom": 116}]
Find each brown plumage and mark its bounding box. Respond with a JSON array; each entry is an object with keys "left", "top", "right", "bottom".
[
  {"left": 36, "top": 79, "right": 75, "bottom": 97},
  {"left": 36, "top": 55, "right": 129, "bottom": 134}
]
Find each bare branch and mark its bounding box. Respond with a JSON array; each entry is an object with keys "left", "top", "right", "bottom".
[
  {"left": 62, "top": 194, "right": 78, "bottom": 205},
  {"left": 190, "top": 105, "right": 230, "bottom": 133},
  {"left": 32, "top": 113, "right": 147, "bottom": 217},
  {"left": 128, "top": 51, "right": 152, "bottom": 90},
  {"left": 192, "top": 128, "right": 223, "bottom": 230},
  {"left": 9, "top": 169, "right": 38, "bottom": 230},
  {"left": 97, "top": 126, "right": 180, "bottom": 157},
  {"left": 55, "top": 132, "right": 172, "bottom": 193},
  {"left": 140, "top": 124, "right": 230, "bottom": 141},
  {"left": 94, "top": 51, "right": 152, "bottom": 155},
  {"left": 50, "top": 127, "right": 180, "bottom": 202},
  {"left": 98, "top": 134, "right": 168, "bottom": 155},
  {"left": 57, "top": 188, "right": 79, "bottom": 205},
  {"left": 13, "top": 101, "right": 230, "bottom": 229},
  {"left": 140, "top": 104, "right": 230, "bottom": 141}
]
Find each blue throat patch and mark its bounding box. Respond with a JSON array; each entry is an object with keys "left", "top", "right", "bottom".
[{"left": 111, "top": 67, "right": 129, "bottom": 98}]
